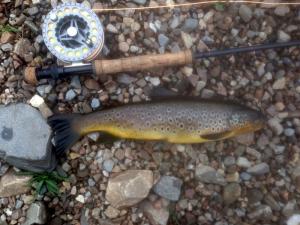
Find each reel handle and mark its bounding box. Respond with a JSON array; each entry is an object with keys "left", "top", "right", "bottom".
[
  {"left": 92, "top": 50, "right": 193, "bottom": 76},
  {"left": 24, "top": 50, "right": 193, "bottom": 85}
]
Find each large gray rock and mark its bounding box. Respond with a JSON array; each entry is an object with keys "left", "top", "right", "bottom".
[{"left": 0, "top": 103, "right": 56, "bottom": 172}]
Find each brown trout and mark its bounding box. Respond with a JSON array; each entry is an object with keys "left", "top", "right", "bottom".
[{"left": 49, "top": 99, "right": 266, "bottom": 155}]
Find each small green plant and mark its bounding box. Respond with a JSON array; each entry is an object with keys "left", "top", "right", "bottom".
[
  {"left": 168, "top": 208, "right": 181, "bottom": 225},
  {"left": 18, "top": 171, "right": 68, "bottom": 197},
  {"left": 214, "top": 2, "right": 225, "bottom": 11},
  {"left": 0, "top": 24, "right": 19, "bottom": 34}
]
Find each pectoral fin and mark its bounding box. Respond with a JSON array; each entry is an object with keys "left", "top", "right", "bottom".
[{"left": 200, "top": 130, "right": 232, "bottom": 141}]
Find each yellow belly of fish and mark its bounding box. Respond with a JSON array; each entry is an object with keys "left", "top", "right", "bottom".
[{"left": 81, "top": 124, "right": 209, "bottom": 143}]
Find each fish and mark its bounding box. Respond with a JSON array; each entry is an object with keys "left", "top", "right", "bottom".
[{"left": 48, "top": 96, "right": 266, "bottom": 155}]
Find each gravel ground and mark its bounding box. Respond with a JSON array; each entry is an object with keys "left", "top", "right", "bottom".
[{"left": 0, "top": 0, "right": 300, "bottom": 225}]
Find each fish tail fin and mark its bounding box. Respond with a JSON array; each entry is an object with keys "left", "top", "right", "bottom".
[{"left": 48, "top": 114, "right": 81, "bottom": 156}]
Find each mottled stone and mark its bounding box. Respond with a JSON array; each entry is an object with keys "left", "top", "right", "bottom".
[
  {"left": 23, "top": 202, "right": 47, "bottom": 225},
  {"left": 105, "top": 170, "right": 153, "bottom": 208},
  {"left": 247, "top": 163, "right": 270, "bottom": 176}
]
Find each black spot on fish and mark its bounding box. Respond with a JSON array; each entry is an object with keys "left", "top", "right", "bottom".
[{"left": 2, "top": 126, "right": 13, "bottom": 141}]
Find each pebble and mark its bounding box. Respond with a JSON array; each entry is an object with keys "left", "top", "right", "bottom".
[
  {"left": 248, "top": 205, "right": 272, "bottom": 219},
  {"left": 102, "top": 159, "right": 115, "bottom": 172},
  {"left": 195, "top": 165, "right": 226, "bottom": 185},
  {"left": 149, "top": 77, "right": 160, "bottom": 86},
  {"left": 239, "top": 5, "right": 253, "bottom": 22},
  {"left": 223, "top": 183, "right": 241, "bottom": 205},
  {"left": 268, "top": 118, "right": 283, "bottom": 135},
  {"left": 224, "top": 156, "right": 236, "bottom": 167},
  {"left": 278, "top": 30, "right": 291, "bottom": 42},
  {"left": 104, "top": 206, "right": 120, "bottom": 219},
  {"left": 15, "top": 200, "right": 23, "bottom": 209},
  {"left": 237, "top": 157, "right": 252, "bottom": 168},
  {"left": 272, "top": 77, "right": 286, "bottom": 90},
  {"left": 247, "top": 163, "right": 270, "bottom": 176},
  {"left": 158, "top": 34, "right": 169, "bottom": 47},
  {"left": 119, "top": 42, "right": 130, "bottom": 53},
  {"left": 1, "top": 43, "right": 13, "bottom": 52},
  {"left": 26, "top": 7, "right": 39, "bottom": 16},
  {"left": 274, "top": 5, "right": 290, "bottom": 16},
  {"left": 182, "top": 18, "right": 198, "bottom": 32},
  {"left": 75, "top": 195, "right": 85, "bottom": 203},
  {"left": 91, "top": 98, "right": 100, "bottom": 109},
  {"left": 62, "top": 162, "right": 71, "bottom": 172},
  {"left": 284, "top": 128, "right": 295, "bottom": 137},
  {"left": 141, "top": 201, "right": 169, "bottom": 225},
  {"left": 153, "top": 176, "right": 183, "bottom": 201},
  {"left": 84, "top": 79, "right": 100, "bottom": 90},
  {"left": 88, "top": 178, "right": 96, "bottom": 187},
  {"left": 106, "top": 24, "right": 118, "bottom": 34},
  {"left": 181, "top": 32, "right": 194, "bottom": 49},
  {"left": 65, "top": 89, "right": 77, "bottom": 101},
  {"left": 132, "top": 0, "right": 146, "bottom": 5}
]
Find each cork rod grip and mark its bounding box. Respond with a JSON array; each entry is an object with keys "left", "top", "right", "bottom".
[{"left": 93, "top": 50, "right": 193, "bottom": 76}]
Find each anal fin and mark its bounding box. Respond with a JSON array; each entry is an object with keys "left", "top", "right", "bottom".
[{"left": 200, "top": 130, "right": 232, "bottom": 141}]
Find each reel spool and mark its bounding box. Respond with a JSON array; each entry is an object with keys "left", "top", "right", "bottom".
[{"left": 42, "top": 3, "right": 104, "bottom": 63}]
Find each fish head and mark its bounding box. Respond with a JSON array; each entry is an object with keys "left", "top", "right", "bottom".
[{"left": 228, "top": 109, "right": 266, "bottom": 134}]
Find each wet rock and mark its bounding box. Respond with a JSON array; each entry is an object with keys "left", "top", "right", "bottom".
[
  {"left": 247, "top": 163, "right": 270, "bottom": 176},
  {"left": 223, "top": 183, "right": 241, "bottom": 205},
  {"left": 239, "top": 5, "right": 253, "bottom": 22},
  {"left": 141, "top": 201, "right": 169, "bottom": 225},
  {"left": 23, "top": 201, "right": 47, "bottom": 225},
  {"left": 195, "top": 165, "right": 226, "bottom": 185},
  {"left": 153, "top": 176, "right": 183, "bottom": 201},
  {"left": 105, "top": 170, "right": 153, "bottom": 208},
  {"left": 104, "top": 206, "right": 120, "bottom": 219},
  {"left": 0, "top": 169, "right": 31, "bottom": 197},
  {"left": 0, "top": 104, "right": 55, "bottom": 172}
]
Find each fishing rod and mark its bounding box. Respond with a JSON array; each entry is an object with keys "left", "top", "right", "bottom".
[{"left": 24, "top": 2, "right": 300, "bottom": 85}]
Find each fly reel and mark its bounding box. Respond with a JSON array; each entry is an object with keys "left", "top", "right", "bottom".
[{"left": 42, "top": 2, "right": 104, "bottom": 63}]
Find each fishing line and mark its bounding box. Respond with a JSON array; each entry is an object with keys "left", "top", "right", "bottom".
[{"left": 93, "top": 0, "right": 300, "bottom": 12}]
